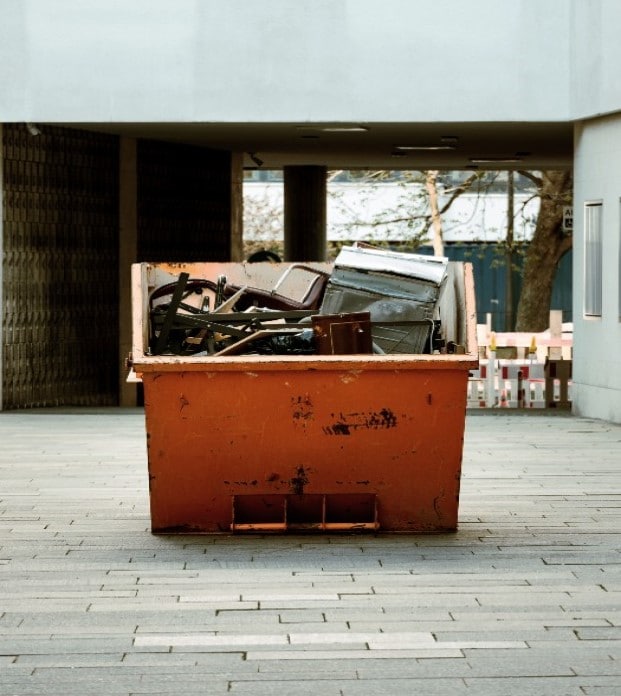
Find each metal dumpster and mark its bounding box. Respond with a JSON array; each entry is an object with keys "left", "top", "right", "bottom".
[{"left": 130, "top": 257, "right": 478, "bottom": 534}]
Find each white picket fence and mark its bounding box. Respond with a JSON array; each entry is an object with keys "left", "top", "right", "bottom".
[
  {"left": 470, "top": 312, "right": 573, "bottom": 409},
  {"left": 467, "top": 358, "right": 572, "bottom": 409}
]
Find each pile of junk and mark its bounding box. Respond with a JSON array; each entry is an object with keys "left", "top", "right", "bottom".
[{"left": 142, "top": 243, "right": 468, "bottom": 360}]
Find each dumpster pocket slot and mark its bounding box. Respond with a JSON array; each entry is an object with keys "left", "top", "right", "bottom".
[
  {"left": 231, "top": 493, "right": 379, "bottom": 533},
  {"left": 231, "top": 494, "right": 287, "bottom": 532},
  {"left": 324, "top": 493, "right": 378, "bottom": 531}
]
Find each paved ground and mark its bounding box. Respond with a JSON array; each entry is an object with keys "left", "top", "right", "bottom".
[{"left": 0, "top": 408, "right": 620, "bottom": 696}]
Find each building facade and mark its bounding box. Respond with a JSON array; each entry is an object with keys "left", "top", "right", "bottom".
[{"left": 0, "top": 0, "right": 620, "bottom": 421}]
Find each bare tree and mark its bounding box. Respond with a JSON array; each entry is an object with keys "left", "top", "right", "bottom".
[
  {"left": 425, "top": 170, "right": 444, "bottom": 256},
  {"left": 328, "top": 170, "right": 487, "bottom": 252},
  {"left": 514, "top": 170, "right": 572, "bottom": 332}
]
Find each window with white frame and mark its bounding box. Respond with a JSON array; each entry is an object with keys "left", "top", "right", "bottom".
[{"left": 584, "top": 202, "right": 603, "bottom": 317}]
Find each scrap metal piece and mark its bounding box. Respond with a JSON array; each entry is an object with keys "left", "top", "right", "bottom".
[
  {"left": 152, "top": 272, "right": 189, "bottom": 355},
  {"left": 320, "top": 244, "right": 449, "bottom": 354}
]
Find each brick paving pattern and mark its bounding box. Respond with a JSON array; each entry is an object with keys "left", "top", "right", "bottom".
[{"left": 1, "top": 408, "right": 620, "bottom": 695}]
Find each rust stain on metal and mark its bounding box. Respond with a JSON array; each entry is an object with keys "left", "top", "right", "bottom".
[
  {"left": 290, "top": 466, "right": 310, "bottom": 495},
  {"left": 291, "top": 394, "right": 314, "bottom": 428},
  {"left": 433, "top": 489, "right": 445, "bottom": 519},
  {"left": 323, "top": 408, "right": 398, "bottom": 436}
]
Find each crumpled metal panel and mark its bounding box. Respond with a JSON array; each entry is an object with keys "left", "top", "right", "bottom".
[{"left": 319, "top": 246, "right": 449, "bottom": 354}]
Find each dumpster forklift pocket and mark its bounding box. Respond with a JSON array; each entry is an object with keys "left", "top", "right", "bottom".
[{"left": 231, "top": 493, "right": 379, "bottom": 533}]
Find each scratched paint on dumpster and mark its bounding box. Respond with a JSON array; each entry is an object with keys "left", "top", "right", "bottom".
[
  {"left": 291, "top": 394, "right": 314, "bottom": 429},
  {"left": 323, "top": 408, "right": 398, "bottom": 436}
]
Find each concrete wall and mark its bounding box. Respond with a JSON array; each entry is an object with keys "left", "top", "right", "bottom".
[
  {"left": 570, "top": 0, "right": 621, "bottom": 120},
  {"left": 573, "top": 113, "right": 621, "bottom": 422},
  {"left": 0, "top": 0, "right": 572, "bottom": 123},
  {"left": 6, "top": 0, "right": 621, "bottom": 126}
]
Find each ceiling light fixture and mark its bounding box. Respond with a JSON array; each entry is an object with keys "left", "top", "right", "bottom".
[
  {"left": 393, "top": 144, "right": 457, "bottom": 151},
  {"left": 295, "top": 125, "right": 370, "bottom": 133},
  {"left": 469, "top": 156, "right": 523, "bottom": 164},
  {"left": 320, "top": 125, "right": 369, "bottom": 132}
]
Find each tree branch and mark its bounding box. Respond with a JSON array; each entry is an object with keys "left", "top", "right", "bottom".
[
  {"left": 517, "top": 170, "right": 543, "bottom": 188},
  {"left": 438, "top": 172, "right": 484, "bottom": 215}
]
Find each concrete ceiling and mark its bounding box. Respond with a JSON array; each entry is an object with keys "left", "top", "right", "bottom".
[{"left": 70, "top": 120, "right": 574, "bottom": 171}]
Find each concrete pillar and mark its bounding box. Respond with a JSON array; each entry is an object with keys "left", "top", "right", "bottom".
[
  {"left": 284, "top": 165, "right": 327, "bottom": 261},
  {"left": 119, "top": 137, "right": 138, "bottom": 407},
  {"left": 0, "top": 124, "right": 4, "bottom": 410},
  {"left": 229, "top": 152, "right": 244, "bottom": 261}
]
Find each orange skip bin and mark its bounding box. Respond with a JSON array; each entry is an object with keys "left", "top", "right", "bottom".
[{"left": 131, "top": 261, "right": 478, "bottom": 534}]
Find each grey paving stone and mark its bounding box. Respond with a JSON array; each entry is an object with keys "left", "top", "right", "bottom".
[
  {"left": 122, "top": 652, "right": 254, "bottom": 669},
  {"left": 464, "top": 654, "right": 582, "bottom": 677},
  {"left": 232, "top": 678, "right": 469, "bottom": 695},
  {"left": 229, "top": 680, "right": 346, "bottom": 695},
  {"left": 15, "top": 653, "right": 125, "bottom": 666},
  {"left": 461, "top": 676, "right": 586, "bottom": 695},
  {"left": 340, "top": 679, "right": 471, "bottom": 696},
  {"left": 576, "top": 626, "right": 621, "bottom": 640}
]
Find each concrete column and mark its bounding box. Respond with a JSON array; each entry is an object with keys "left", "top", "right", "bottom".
[
  {"left": 119, "top": 137, "right": 138, "bottom": 407},
  {"left": 229, "top": 152, "right": 244, "bottom": 261},
  {"left": 0, "top": 124, "right": 4, "bottom": 410},
  {"left": 284, "top": 165, "right": 327, "bottom": 261}
]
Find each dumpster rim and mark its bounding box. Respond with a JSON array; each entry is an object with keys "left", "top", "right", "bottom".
[{"left": 132, "top": 352, "right": 479, "bottom": 373}]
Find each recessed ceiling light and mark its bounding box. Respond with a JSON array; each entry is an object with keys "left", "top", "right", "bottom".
[
  {"left": 320, "top": 125, "right": 369, "bottom": 132},
  {"left": 295, "top": 125, "right": 369, "bottom": 133},
  {"left": 393, "top": 144, "right": 457, "bottom": 151},
  {"left": 469, "top": 156, "right": 523, "bottom": 164}
]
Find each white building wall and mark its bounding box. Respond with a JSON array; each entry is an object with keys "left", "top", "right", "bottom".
[
  {"left": 573, "top": 114, "right": 621, "bottom": 422},
  {"left": 0, "top": 0, "right": 571, "bottom": 123},
  {"left": 570, "top": 0, "right": 621, "bottom": 120}
]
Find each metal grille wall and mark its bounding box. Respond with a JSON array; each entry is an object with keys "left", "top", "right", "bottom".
[
  {"left": 137, "top": 140, "right": 231, "bottom": 262},
  {"left": 2, "top": 124, "right": 119, "bottom": 408}
]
